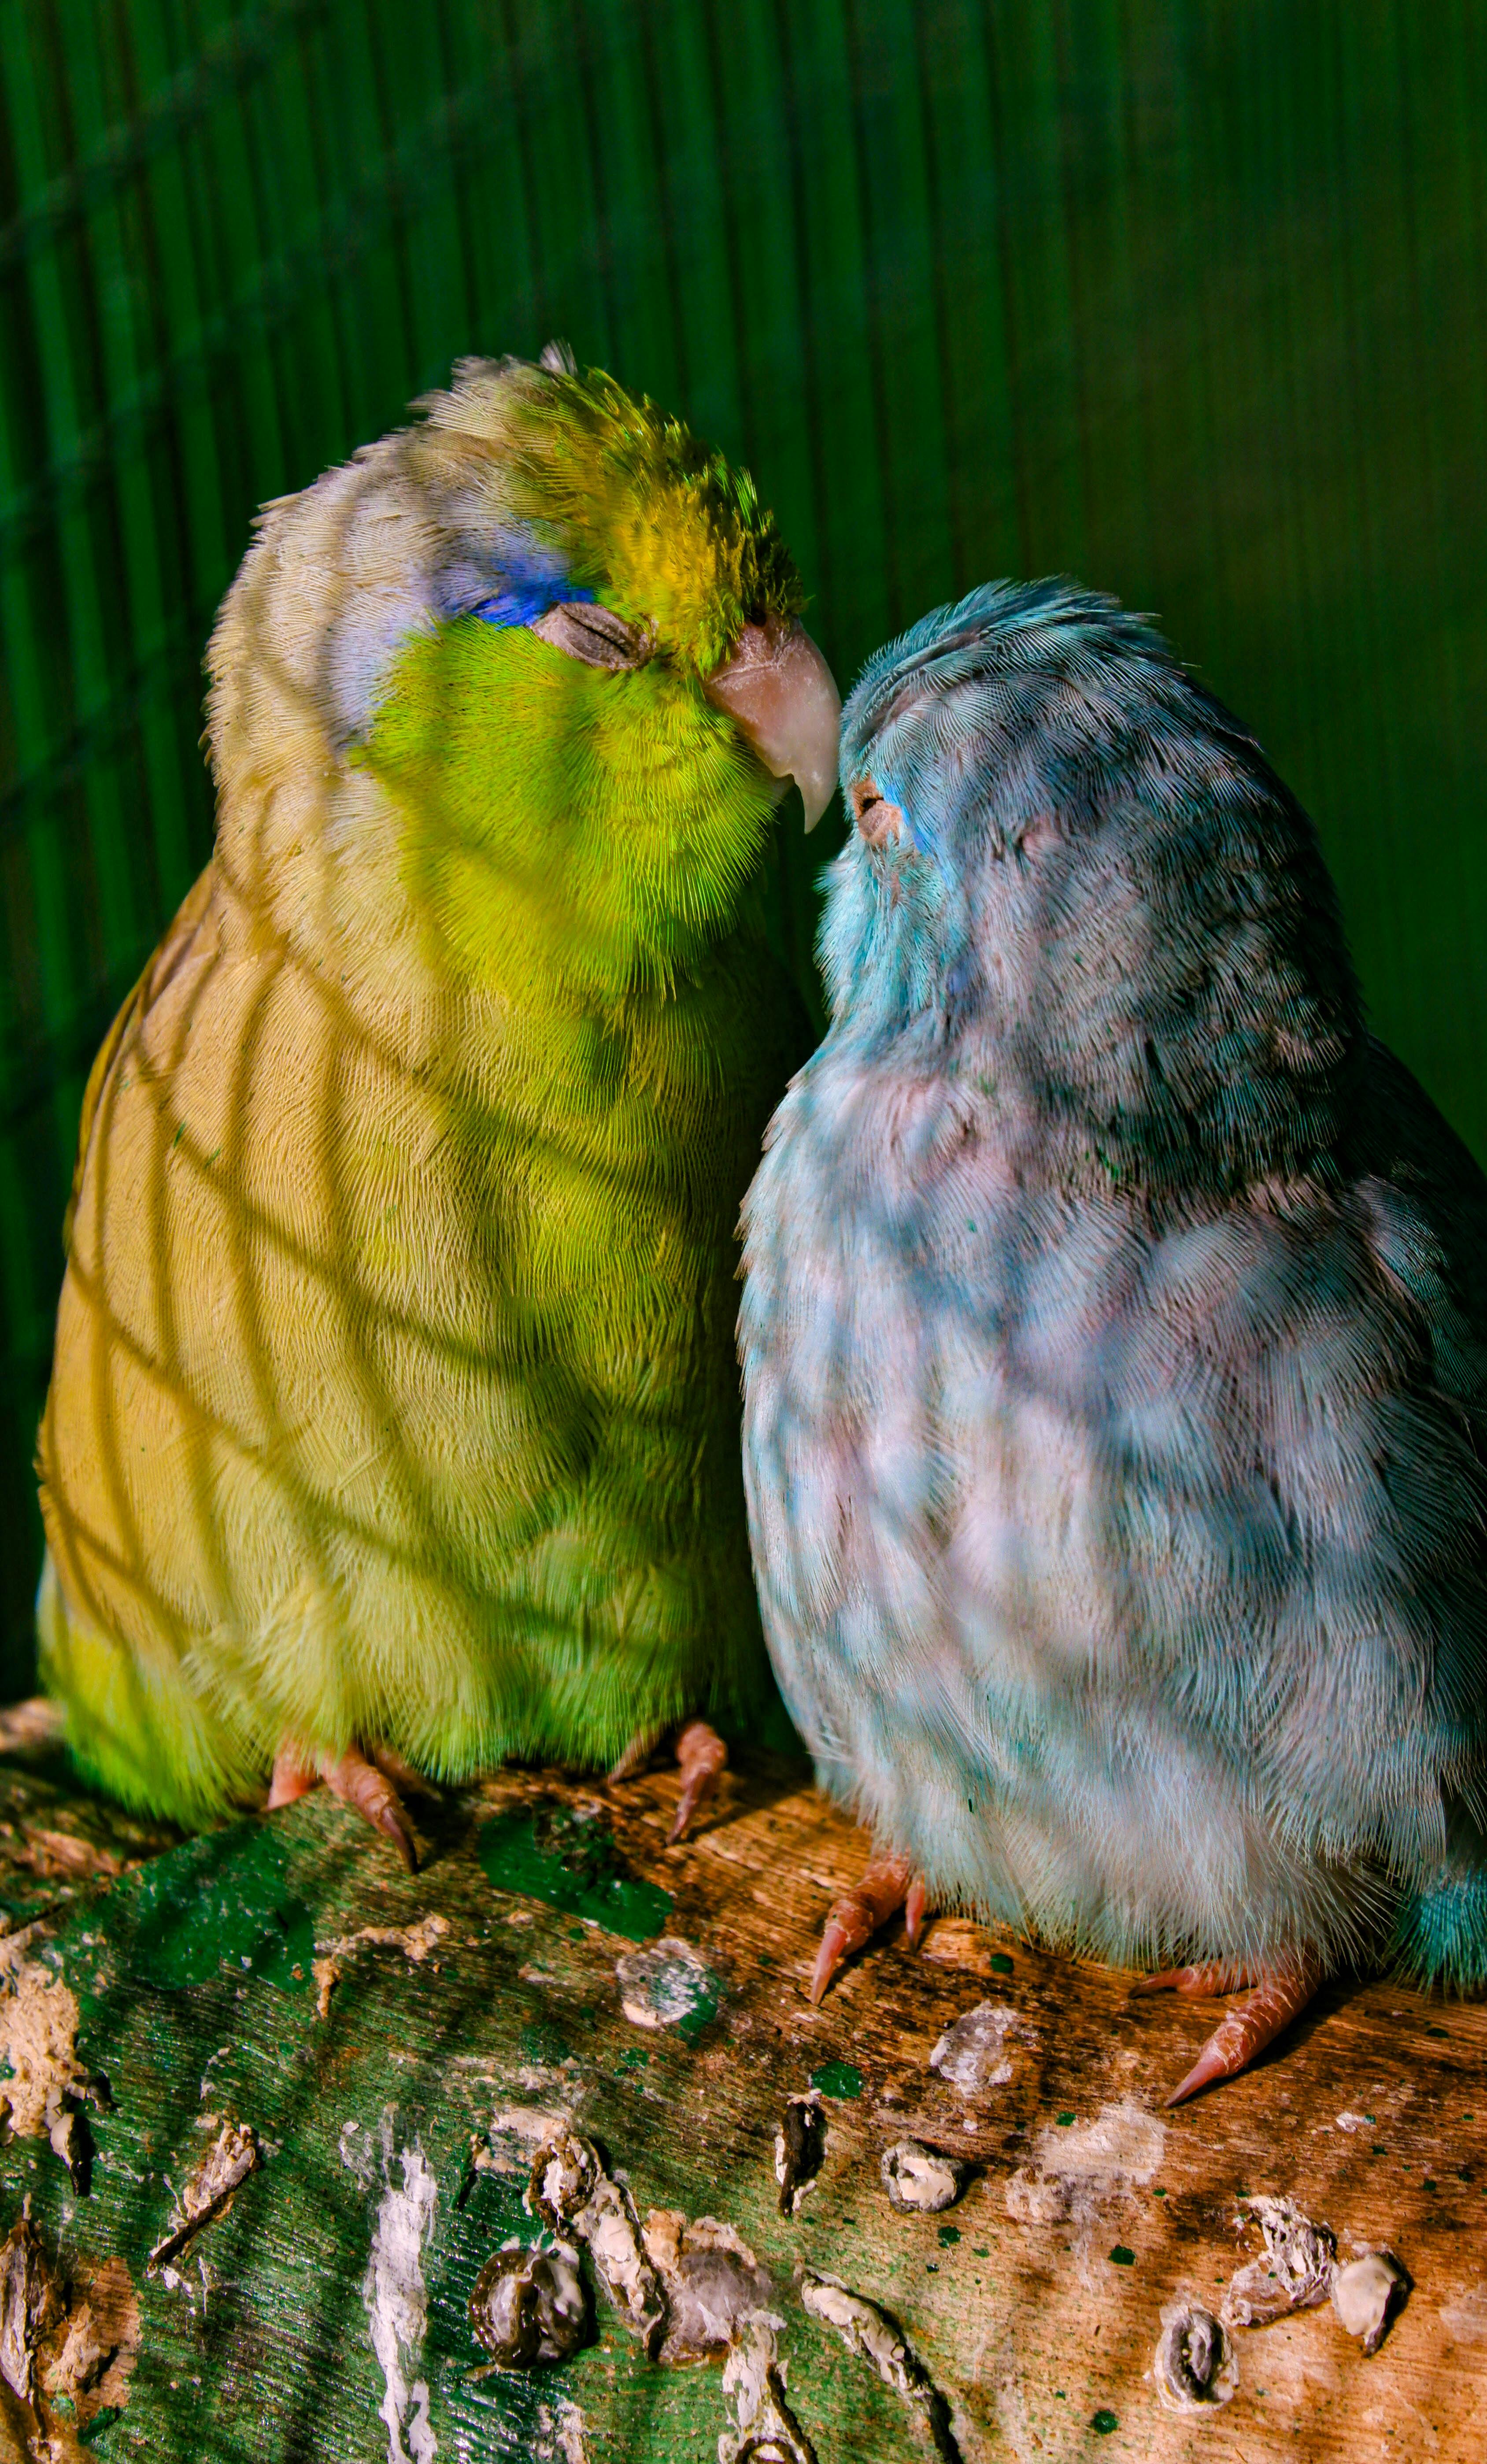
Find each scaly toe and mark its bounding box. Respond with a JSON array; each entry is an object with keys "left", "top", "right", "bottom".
[
  {"left": 668, "top": 1719, "right": 727, "bottom": 1843},
  {"left": 267, "top": 1742, "right": 320, "bottom": 1810},
  {"left": 1164, "top": 1952, "right": 1323, "bottom": 2106},
  {"left": 904, "top": 1874, "right": 931, "bottom": 1949},
  {"left": 368, "top": 1743, "right": 440, "bottom": 1799},
  {"left": 319, "top": 1746, "right": 420, "bottom": 1873},
  {"left": 807, "top": 1852, "right": 912, "bottom": 2003},
  {"left": 1135, "top": 1959, "right": 1255, "bottom": 2000}
]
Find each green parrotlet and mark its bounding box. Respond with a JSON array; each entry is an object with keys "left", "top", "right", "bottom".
[{"left": 37, "top": 345, "right": 839, "bottom": 1863}]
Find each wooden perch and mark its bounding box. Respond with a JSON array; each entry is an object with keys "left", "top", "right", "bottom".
[{"left": 0, "top": 1724, "right": 1482, "bottom": 2459}]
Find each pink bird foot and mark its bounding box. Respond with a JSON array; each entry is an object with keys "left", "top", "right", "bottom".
[
  {"left": 607, "top": 1717, "right": 729, "bottom": 1842},
  {"left": 808, "top": 1852, "right": 931, "bottom": 2003},
  {"left": 669, "top": 1718, "right": 727, "bottom": 1842},
  {"left": 268, "top": 1739, "right": 428, "bottom": 1872},
  {"left": 1136, "top": 1950, "right": 1324, "bottom": 2104}
]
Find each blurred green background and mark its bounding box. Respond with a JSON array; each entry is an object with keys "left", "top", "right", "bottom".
[{"left": 1, "top": 0, "right": 1484, "bottom": 1694}]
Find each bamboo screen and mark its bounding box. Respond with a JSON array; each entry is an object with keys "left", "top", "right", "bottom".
[{"left": 1, "top": 0, "right": 1484, "bottom": 1691}]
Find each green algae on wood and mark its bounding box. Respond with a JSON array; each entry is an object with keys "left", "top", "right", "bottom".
[
  {"left": 115, "top": 1825, "right": 315, "bottom": 1991},
  {"left": 809, "top": 2059, "right": 862, "bottom": 2099},
  {"left": 477, "top": 1799, "right": 673, "bottom": 1940}
]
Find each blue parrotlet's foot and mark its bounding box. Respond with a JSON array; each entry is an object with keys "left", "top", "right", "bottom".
[
  {"left": 807, "top": 1854, "right": 929, "bottom": 2004},
  {"left": 1134, "top": 1953, "right": 1325, "bottom": 2104},
  {"left": 741, "top": 577, "right": 1487, "bottom": 2102}
]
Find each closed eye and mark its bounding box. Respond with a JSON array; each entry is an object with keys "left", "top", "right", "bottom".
[{"left": 529, "top": 601, "right": 652, "bottom": 670}]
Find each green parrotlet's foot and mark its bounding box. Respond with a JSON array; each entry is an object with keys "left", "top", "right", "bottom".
[
  {"left": 608, "top": 1718, "right": 729, "bottom": 1842},
  {"left": 669, "top": 1720, "right": 728, "bottom": 1843},
  {"left": 807, "top": 1854, "right": 930, "bottom": 2004},
  {"left": 267, "top": 1740, "right": 433, "bottom": 1874},
  {"left": 1136, "top": 1953, "right": 1324, "bottom": 2105}
]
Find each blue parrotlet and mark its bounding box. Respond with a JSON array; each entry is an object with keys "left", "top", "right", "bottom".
[{"left": 740, "top": 579, "right": 1487, "bottom": 2101}]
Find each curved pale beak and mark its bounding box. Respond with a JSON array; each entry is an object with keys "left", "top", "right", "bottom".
[{"left": 704, "top": 618, "right": 842, "bottom": 831}]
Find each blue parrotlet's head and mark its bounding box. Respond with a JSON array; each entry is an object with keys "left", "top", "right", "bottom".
[{"left": 826, "top": 579, "right": 1362, "bottom": 1202}]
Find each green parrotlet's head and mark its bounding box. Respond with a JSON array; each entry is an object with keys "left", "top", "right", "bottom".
[{"left": 333, "top": 345, "right": 840, "bottom": 1002}]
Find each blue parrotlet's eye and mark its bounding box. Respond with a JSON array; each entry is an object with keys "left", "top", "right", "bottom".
[{"left": 849, "top": 775, "right": 904, "bottom": 848}]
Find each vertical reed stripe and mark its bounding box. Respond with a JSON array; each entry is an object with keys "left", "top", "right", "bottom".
[
  {"left": 845, "top": 0, "right": 953, "bottom": 635},
  {"left": 509, "top": 0, "right": 613, "bottom": 370},
  {"left": 581, "top": 7, "right": 681, "bottom": 414},
  {"left": 776, "top": 0, "right": 891, "bottom": 668},
  {"left": 442, "top": 5, "right": 539, "bottom": 366},
  {"left": 914, "top": 0, "right": 1018, "bottom": 596},
  {"left": 640, "top": 2, "right": 741, "bottom": 459}
]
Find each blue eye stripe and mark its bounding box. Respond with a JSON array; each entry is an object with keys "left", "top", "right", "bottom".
[
  {"left": 472, "top": 580, "right": 596, "bottom": 629},
  {"left": 434, "top": 529, "right": 596, "bottom": 632}
]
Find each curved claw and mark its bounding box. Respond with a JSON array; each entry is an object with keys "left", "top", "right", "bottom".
[
  {"left": 669, "top": 1719, "right": 727, "bottom": 1843},
  {"left": 904, "top": 1874, "right": 930, "bottom": 1950},
  {"left": 808, "top": 1853, "right": 912, "bottom": 2004},
  {"left": 268, "top": 1736, "right": 421, "bottom": 1872},
  {"left": 1134, "top": 1959, "right": 1255, "bottom": 2000},
  {"left": 1164, "top": 1952, "right": 1324, "bottom": 2106},
  {"left": 321, "top": 1748, "right": 419, "bottom": 1873},
  {"left": 808, "top": 1909, "right": 865, "bottom": 2008}
]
